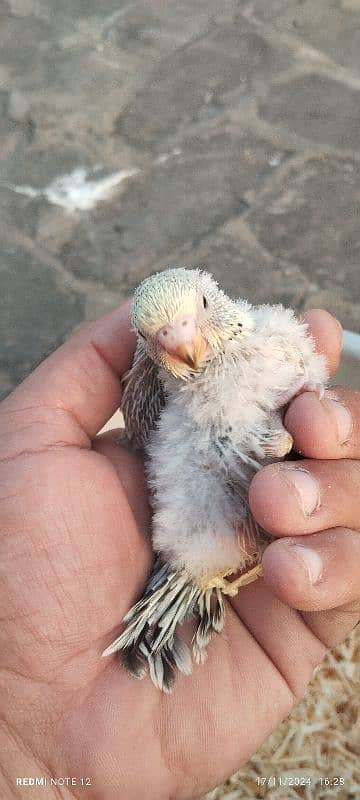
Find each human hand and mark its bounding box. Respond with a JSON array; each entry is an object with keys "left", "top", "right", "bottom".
[
  {"left": 0, "top": 304, "right": 356, "bottom": 800},
  {"left": 250, "top": 311, "right": 360, "bottom": 649}
]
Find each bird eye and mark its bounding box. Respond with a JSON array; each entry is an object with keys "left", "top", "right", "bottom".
[{"left": 202, "top": 296, "right": 208, "bottom": 309}]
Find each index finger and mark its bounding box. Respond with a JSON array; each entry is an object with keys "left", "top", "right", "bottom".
[
  {"left": 1, "top": 301, "right": 135, "bottom": 440},
  {"left": 302, "top": 309, "right": 343, "bottom": 376}
]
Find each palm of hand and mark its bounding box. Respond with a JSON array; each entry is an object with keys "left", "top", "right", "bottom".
[
  {"left": 1, "top": 422, "right": 324, "bottom": 800},
  {"left": 1, "top": 306, "right": 355, "bottom": 800}
]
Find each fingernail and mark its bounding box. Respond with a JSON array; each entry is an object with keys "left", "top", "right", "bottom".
[
  {"left": 323, "top": 392, "right": 352, "bottom": 444},
  {"left": 281, "top": 467, "right": 320, "bottom": 516},
  {"left": 288, "top": 544, "right": 323, "bottom": 584}
]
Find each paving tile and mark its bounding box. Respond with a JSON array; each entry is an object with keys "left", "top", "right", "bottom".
[
  {"left": 0, "top": 0, "right": 359, "bottom": 399},
  {"left": 247, "top": 156, "right": 360, "bottom": 302},
  {"left": 0, "top": 242, "right": 84, "bottom": 398},
  {"left": 260, "top": 75, "right": 360, "bottom": 151},
  {"left": 118, "top": 20, "right": 293, "bottom": 147},
  {"left": 59, "top": 129, "right": 290, "bottom": 288}
]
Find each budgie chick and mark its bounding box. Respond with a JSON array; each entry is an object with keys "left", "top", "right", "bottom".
[{"left": 103, "top": 268, "right": 328, "bottom": 692}]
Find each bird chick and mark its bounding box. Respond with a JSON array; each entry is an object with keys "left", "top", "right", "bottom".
[{"left": 102, "top": 268, "right": 328, "bottom": 691}]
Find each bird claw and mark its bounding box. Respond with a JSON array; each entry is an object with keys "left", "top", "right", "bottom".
[
  {"left": 298, "top": 381, "right": 326, "bottom": 401},
  {"left": 213, "top": 564, "right": 263, "bottom": 596},
  {"left": 264, "top": 430, "right": 294, "bottom": 458}
]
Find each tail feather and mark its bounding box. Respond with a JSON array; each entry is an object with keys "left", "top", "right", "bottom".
[
  {"left": 193, "top": 588, "right": 225, "bottom": 664},
  {"left": 144, "top": 559, "right": 170, "bottom": 594},
  {"left": 102, "top": 560, "right": 225, "bottom": 691},
  {"left": 171, "top": 634, "right": 193, "bottom": 675},
  {"left": 151, "top": 584, "right": 199, "bottom": 652},
  {"left": 122, "top": 643, "right": 148, "bottom": 679},
  {"left": 212, "top": 588, "right": 225, "bottom": 632},
  {"left": 149, "top": 649, "right": 168, "bottom": 693}
]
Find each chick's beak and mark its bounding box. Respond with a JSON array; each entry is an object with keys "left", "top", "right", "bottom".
[{"left": 156, "top": 313, "right": 207, "bottom": 368}]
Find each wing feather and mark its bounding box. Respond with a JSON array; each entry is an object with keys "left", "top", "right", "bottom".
[{"left": 122, "top": 339, "right": 165, "bottom": 448}]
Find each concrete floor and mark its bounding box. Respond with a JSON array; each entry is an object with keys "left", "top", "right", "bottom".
[{"left": 0, "top": 0, "right": 359, "bottom": 398}]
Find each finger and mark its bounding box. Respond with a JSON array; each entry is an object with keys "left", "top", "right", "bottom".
[
  {"left": 249, "top": 458, "right": 360, "bottom": 536},
  {"left": 302, "top": 309, "right": 343, "bottom": 375},
  {"left": 285, "top": 386, "right": 358, "bottom": 459},
  {"left": 262, "top": 527, "right": 360, "bottom": 611},
  {"left": 262, "top": 528, "right": 360, "bottom": 646},
  {"left": 1, "top": 301, "right": 135, "bottom": 440},
  {"left": 301, "top": 601, "right": 360, "bottom": 648},
  {"left": 93, "top": 433, "right": 152, "bottom": 539}
]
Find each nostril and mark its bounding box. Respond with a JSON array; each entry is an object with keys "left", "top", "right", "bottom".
[{"left": 157, "top": 314, "right": 197, "bottom": 351}]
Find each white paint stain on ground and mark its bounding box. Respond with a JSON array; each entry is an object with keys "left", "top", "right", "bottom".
[
  {"left": 5, "top": 166, "right": 140, "bottom": 212},
  {"left": 155, "top": 147, "right": 182, "bottom": 164},
  {"left": 268, "top": 152, "right": 282, "bottom": 167}
]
